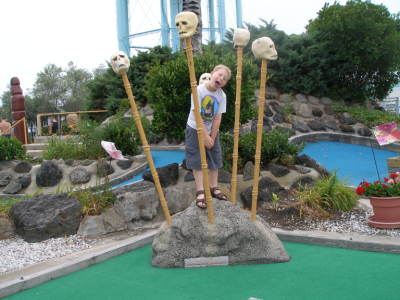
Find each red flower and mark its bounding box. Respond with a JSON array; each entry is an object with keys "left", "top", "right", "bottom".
[
  {"left": 384, "top": 177, "right": 389, "bottom": 182},
  {"left": 390, "top": 173, "right": 398, "bottom": 179},
  {"left": 363, "top": 182, "right": 370, "bottom": 188},
  {"left": 356, "top": 186, "right": 365, "bottom": 195},
  {"left": 382, "top": 184, "right": 389, "bottom": 188}
]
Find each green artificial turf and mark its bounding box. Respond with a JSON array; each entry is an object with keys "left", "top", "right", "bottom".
[{"left": 6, "top": 242, "right": 400, "bottom": 300}]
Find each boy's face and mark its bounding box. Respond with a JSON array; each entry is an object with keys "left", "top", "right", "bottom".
[{"left": 207, "top": 68, "right": 229, "bottom": 90}]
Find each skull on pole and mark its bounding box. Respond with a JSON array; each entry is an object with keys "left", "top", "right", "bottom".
[
  {"left": 251, "top": 37, "right": 278, "bottom": 61},
  {"left": 110, "top": 51, "right": 130, "bottom": 74},
  {"left": 175, "top": 11, "right": 198, "bottom": 38}
]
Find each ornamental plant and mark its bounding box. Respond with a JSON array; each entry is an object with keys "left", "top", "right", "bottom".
[{"left": 356, "top": 173, "right": 400, "bottom": 197}]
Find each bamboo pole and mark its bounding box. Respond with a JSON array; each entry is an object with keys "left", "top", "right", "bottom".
[
  {"left": 230, "top": 46, "right": 244, "bottom": 205},
  {"left": 121, "top": 73, "right": 172, "bottom": 225},
  {"left": 251, "top": 59, "right": 268, "bottom": 221},
  {"left": 183, "top": 37, "right": 215, "bottom": 224}
]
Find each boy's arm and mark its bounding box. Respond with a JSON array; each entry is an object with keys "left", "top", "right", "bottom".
[{"left": 210, "top": 113, "right": 222, "bottom": 141}]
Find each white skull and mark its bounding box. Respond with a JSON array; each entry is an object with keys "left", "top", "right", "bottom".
[
  {"left": 233, "top": 28, "right": 250, "bottom": 48},
  {"left": 199, "top": 73, "right": 211, "bottom": 85},
  {"left": 251, "top": 37, "right": 278, "bottom": 61},
  {"left": 110, "top": 51, "right": 130, "bottom": 74},
  {"left": 175, "top": 11, "right": 198, "bottom": 38}
]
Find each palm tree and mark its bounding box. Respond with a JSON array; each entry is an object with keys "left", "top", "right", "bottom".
[{"left": 182, "top": 0, "right": 202, "bottom": 55}]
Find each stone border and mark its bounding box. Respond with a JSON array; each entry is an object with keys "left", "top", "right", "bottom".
[
  {"left": 289, "top": 131, "right": 400, "bottom": 153},
  {"left": 1, "top": 227, "right": 400, "bottom": 298}
]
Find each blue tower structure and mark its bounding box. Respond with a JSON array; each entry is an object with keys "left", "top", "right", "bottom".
[{"left": 116, "top": 0, "right": 243, "bottom": 56}]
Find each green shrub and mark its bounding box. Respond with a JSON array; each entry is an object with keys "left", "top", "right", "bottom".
[
  {"left": 43, "top": 136, "right": 85, "bottom": 160},
  {"left": 239, "top": 128, "right": 304, "bottom": 168},
  {"left": 0, "top": 137, "right": 26, "bottom": 160},
  {"left": 295, "top": 172, "right": 358, "bottom": 218},
  {"left": 71, "top": 188, "right": 116, "bottom": 216},
  {"left": 44, "top": 116, "right": 142, "bottom": 160},
  {"left": 332, "top": 105, "right": 400, "bottom": 127}
]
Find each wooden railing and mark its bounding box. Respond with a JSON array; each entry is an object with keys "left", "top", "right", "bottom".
[
  {"left": 36, "top": 110, "right": 108, "bottom": 136},
  {"left": 11, "top": 117, "right": 28, "bottom": 144}
]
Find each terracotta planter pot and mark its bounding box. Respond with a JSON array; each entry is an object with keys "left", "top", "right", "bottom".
[{"left": 368, "top": 196, "right": 400, "bottom": 229}]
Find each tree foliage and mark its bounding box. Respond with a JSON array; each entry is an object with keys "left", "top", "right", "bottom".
[
  {"left": 31, "top": 62, "right": 92, "bottom": 114},
  {"left": 307, "top": 0, "right": 400, "bottom": 101},
  {"left": 86, "top": 46, "right": 177, "bottom": 113}
]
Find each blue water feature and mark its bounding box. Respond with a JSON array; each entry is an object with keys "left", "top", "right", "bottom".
[
  {"left": 112, "top": 150, "right": 185, "bottom": 189},
  {"left": 300, "top": 141, "right": 399, "bottom": 186}
]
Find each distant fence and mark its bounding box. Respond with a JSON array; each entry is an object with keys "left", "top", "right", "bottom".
[{"left": 379, "top": 97, "right": 400, "bottom": 114}]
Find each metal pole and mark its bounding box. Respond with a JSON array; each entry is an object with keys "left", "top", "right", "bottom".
[
  {"left": 160, "top": 0, "right": 170, "bottom": 47},
  {"left": 208, "top": 0, "right": 216, "bottom": 42},
  {"left": 116, "top": 0, "right": 131, "bottom": 55}
]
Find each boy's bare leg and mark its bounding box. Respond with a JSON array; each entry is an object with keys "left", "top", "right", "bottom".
[
  {"left": 193, "top": 169, "right": 207, "bottom": 207},
  {"left": 209, "top": 169, "right": 218, "bottom": 188}
]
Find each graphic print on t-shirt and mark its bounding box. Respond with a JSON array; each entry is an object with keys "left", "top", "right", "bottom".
[{"left": 201, "top": 95, "right": 219, "bottom": 122}]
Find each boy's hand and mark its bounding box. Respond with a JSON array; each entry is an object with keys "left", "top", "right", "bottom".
[{"left": 204, "top": 135, "right": 214, "bottom": 149}]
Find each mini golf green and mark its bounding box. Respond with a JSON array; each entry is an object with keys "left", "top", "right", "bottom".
[{"left": 6, "top": 242, "right": 400, "bottom": 300}]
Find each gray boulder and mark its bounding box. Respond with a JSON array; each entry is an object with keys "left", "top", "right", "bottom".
[
  {"left": 358, "top": 126, "right": 372, "bottom": 137},
  {"left": 268, "top": 163, "right": 290, "bottom": 177},
  {"left": 240, "top": 177, "right": 284, "bottom": 208},
  {"left": 69, "top": 167, "right": 91, "bottom": 184},
  {"left": 0, "top": 172, "right": 12, "bottom": 187},
  {"left": 116, "top": 158, "right": 134, "bottom": 170},
  {"left": 9, "top": 193, "right": 81, "bottom": 242},
  {"left": 36, "top": 161, "right": 63, "bottom": 187},
  {"left": 14, "top": 161, "right": 32, "bottom": 173},
  {"left": 143, "top": 163, "right": 179, "bottom": 188},
  {"left": 96, "top": 160, "right": 115, "bottom": 177},
  {"left": 243, "top": 161, "right": 254, "bottom": 181},
  {"left": 293, "top": 120, "right": 310, "bottom": 133},
  {"left": 307, "top": 120, "right": 326, "bottom": 131},
  {"left": 113, "top": 181, "right": 159, "bottom": 223},
  {"left": 152, "top": 200, "right": 290, "bottom": 268}
]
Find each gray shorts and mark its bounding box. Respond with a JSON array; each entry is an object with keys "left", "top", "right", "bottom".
[{"left": 185, "top": 126, "right": 222, "bottom": 170}]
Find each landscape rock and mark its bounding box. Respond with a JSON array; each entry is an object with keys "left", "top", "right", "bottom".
[
  {"left": 143, "top": 163, "right": 179, "bottom": 188},
  {"left": 268, "top": 163, "right": 290, "bottom": 177},
  {"left": 243, "top": 161, "right": 254, "bottom": 181},
  {"left": 152, "top": 200, "right": 290, "bottom": 268},
  {"left": 36, "top": 161, "right": 63, "bottom": 187},
  {"left": 14, "top": 161, "right": 32, "bottom": 173},
  {"left": 78, "top": 216, "right": 107, "bottom": 236},
  {"left": 96, "top": 160, "right": 115, "bottom": 177},
  {"left": 116, "top": 158, "right": 134, "bottom": 170},
  {"left": 307, "top": 120, "right": 326, "bottom": 131},
  {"left": 10, "top": 193, "right": 81, "bottom": 242},
  {"left": 0, "top": 172, "right": 12, "bottom": 187},
  {"left": 292, "top": 120, "right": 310, "bottom": 133},
  {"left": 358, "top": 127, "right": 372, "bottom": 137},
  {"left": 69, "top": 167, "right": 91, "bottom": 184}
]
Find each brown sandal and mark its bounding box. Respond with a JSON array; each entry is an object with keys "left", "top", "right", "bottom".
[
  {"left": 210, "top": 187, "right": 228, "bottom": 201},
  {"left": 195, "top": 190, "right": 207, "bottom": 209}
]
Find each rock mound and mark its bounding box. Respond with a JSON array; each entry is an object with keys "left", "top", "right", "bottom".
[{"left": 152, "top": 200, "right": 290, "bottom": 268}]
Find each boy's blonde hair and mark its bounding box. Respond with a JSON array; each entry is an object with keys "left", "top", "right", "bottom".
[{"left": 212, "top": 64, "right": 232, "bottom": 81}]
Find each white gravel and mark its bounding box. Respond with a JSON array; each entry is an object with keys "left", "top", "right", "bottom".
[
  {"left": 304, "top": 209, "right": 400, "bottom": 238},
  {"left": 0, "top": 235, "right": 95, "bottom": 274}
]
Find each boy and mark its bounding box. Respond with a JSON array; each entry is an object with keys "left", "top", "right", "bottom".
[{"left": 185, "top": 64, "right": 231, "bottom": 208}]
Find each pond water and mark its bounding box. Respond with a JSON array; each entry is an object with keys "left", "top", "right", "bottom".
[
  {"left": 111, "top": 150, "right": 185, "bottom": 189},
  {"left": 300, "top": 141, "right": 399, "bottom": 186}
]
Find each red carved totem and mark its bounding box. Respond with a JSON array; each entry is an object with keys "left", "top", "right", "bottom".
[{"left": 10, "top": 77, "right": 26, "bottom": 143}]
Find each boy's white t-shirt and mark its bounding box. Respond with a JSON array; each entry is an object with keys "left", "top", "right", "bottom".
[{"left": 186, "top": 84, "right": 226, "bottom": 134}]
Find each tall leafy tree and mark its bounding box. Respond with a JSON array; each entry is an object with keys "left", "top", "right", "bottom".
[
  {"left": 307, "top": 0, "right": 400, "bottom": 101},
  {"left": 31, "top": 62, "right": 92, "bottom": 113}
]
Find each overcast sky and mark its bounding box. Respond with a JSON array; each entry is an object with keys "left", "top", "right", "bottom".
[{"left": 0, "top": 0, "right": 399, "bottom": 98}]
